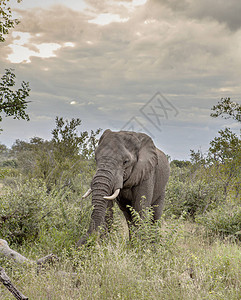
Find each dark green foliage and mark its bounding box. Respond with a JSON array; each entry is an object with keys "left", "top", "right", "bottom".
[
  {"left": 0, "top": 159, "right": 17, "bottom": 168},
  {"left": 211, "top": 97, "right": 241, "bottom": 123},
  {"left": 164, "top": 165, "right": 225, "bottom": 219},
  {"left": 209, "top": 98, "right": 240, "bottom": 197},
  {"left": 52, "top": 116, "right": 101, "bottom": 160},
  {"left": 0, "top": 1, "right": 30, "bottom": 130},
  {"left": 170, "top": 160, "right": 192, "bottom": 168},
  {"left": 197, "top": 204, "right": 241, "bottom": 239},
  {"left": 11, "top": 117, "right": 101, "bottom": 190},
  {"left": 52, "top": 117, "right": 84, "bottom": 158},
  {"left": 0, "top": 143, "right": 8, "bottom": 154},
  {"left": 0, "top": 0, "right": 21, "bottom": 42},
  {"left": 0, "top": 178, "right": 92, "bottom": 248},
  {"left": 0, "top": 69, "right": 30, "bottom": 124},
  {"left": 190, "top": 149, "right": 206, "bottom": 166},
  {"left": 208, "top": 128, "right": 241, "bottom": 163},
  {"left": 0, "top": 143, "right": 12, "bottom": 166},
  {"left": 0, "top": 179, "right": 50, "bottom": 244},
  {"left": 208, "top": 128, "right": 241, "bottom": 199}
]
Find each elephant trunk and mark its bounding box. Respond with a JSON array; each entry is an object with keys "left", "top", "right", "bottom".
[
  {"left": 87, "top": 173, "right": 113, "bottom": 233},
  {"left": 88, "top": 158, "right": 122, "bottom": 234},
  {"left": 77, "top": 159, "right": 123, "bottom": 246}
]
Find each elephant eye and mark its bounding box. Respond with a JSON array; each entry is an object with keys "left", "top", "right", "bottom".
[{"left": 123, "top": 159, "right": 129, "bottom": 165}]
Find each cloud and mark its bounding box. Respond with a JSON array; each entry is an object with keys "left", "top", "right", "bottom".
[
  {"left": 190, "top": 0, "right": 241, "bottom": 31},
  {"left": 154, "top": 0, "right": 241, "bottom": 31},
  {"left": 4, "top": 3, "right": 240, "bottom": 96},
  {"left": 14, "top": 5, "right": 91, "bottom": 43},
  {"left": 8, "top": 40, "right": 61, "bottom": 63},
  {"left": 89, "top": 13, "right": 129, "bottom": 25},
  {"left": 1, "top": 1, "right": 240, "bottom": 159},
  {"left": 2, "top": 4, "right": 239, "bottom": 108},
  {"left": 84, "top": 0, "right": 143, "bottom": 15}
]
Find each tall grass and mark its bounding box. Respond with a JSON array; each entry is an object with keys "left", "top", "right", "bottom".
[
  {"left": 1, "top": 219, "right": 241, "bottom": 299},
  {"left": 1, "top": 164, "right": 241, "bottom": 299}
]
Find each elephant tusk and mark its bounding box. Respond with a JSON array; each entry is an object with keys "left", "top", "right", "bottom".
[
  {"left": 103, "top": 189, "right": 120, "bottom": 200},
  {"left": 82, "top": 188, "right": 92, "bottom": 199}
]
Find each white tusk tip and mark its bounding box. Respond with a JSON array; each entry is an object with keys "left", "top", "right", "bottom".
[
  {"left": 82, "top": 188, "right": 92, "bottom": 199},
  {"left": 103, "top": 189, "right": 120, "bottom": 200}
]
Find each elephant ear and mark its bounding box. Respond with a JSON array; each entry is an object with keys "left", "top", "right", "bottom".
[
  {"left": 125, "top": 132, "right": 158, "bottom": 186},
  {"left": 98, "top": 129, "right": 112, "bottom": 145}
]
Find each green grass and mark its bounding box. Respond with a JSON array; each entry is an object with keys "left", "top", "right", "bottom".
[{"left": 1, "top": 220, "right": 241, "bottom": 300}]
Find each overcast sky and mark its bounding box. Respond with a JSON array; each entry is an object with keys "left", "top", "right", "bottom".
[{"left": 0, "top": 0, "right": 240, "bottom": 159}]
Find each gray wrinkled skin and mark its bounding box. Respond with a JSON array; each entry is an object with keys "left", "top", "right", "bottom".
[{"left": 77, "top": 130, "right": 170, "bottom": 246}]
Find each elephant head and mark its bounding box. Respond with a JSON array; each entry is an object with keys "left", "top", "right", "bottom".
[{"left": 78, "top": 129, "right": 166, "bottom": 246}]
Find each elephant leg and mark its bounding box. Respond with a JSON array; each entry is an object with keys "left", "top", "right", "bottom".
[
  {"left": 152, "top": 191, "right": 165, "bottom": 221},
  {"left": 122, "top": 210, "right": 134, "bottom": 241},
  {"left": 118, "top": 197, "right": 152, "bottom": 241},
  {"left": 105, "top": 200, "right": 114, "bottom": 233},
  {"left": 116, "top": 198, "right": 133, "bottom": 240},
  {"left": 132, "top": 181, "right": 153, "bottom": 218}
]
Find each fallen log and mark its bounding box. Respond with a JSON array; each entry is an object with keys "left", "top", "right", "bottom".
[
  {"left": 36, "top": 253, "right": 59, "bottom": 274},
  {"left": 0, "top": 239, "right": 58, "bottom": 266},
  {"left": 0, "top": 239, "right": 59, "bottom": 299},
  {"left": 0, "top": 267, "right": 28, "bottom": 300},
  {"left": 0, "top": 239, "right": 31, "bottom": 264}
]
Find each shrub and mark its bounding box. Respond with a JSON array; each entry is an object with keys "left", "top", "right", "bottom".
[
  {"left": 164, "top": 165, "right": 225, "bottom": 219},
  {"left": 0, "top": 178, "right": 92, "bottom": 249},
  {"left": 197, "top": 204, "right": 241, "bottom": 239},
  {"left": 127, "top": 202, "right": 181, "bottom": 254},
  {"left": 0, "top": 179, "right": 50, "bottom": 244}
]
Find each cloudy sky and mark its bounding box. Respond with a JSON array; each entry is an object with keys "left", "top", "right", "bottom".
[{"left": 0, "top": 0, "right": 240, "bottom": 159}]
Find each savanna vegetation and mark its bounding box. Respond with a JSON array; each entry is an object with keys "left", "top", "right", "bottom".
[
  {"left": 1, "top": 2, "right": 241, "bottom": 298},
  {"left": 0, "top": 97, "right": 240, "bottom": 299}
]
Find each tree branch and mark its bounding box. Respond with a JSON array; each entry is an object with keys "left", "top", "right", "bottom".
[
  {"left": 0, "top": 239, "right": 78, "bottom": 298},
  {"left": 0, "top": 267, "right": 28, "bottom": 300},
  {"left": 0, "top": 101, "right": 31, "bottom": 110},
  {"left": 0, "top": 239, "right": 30, "bottom": 264},
  {"left": 0, "top": 239, "right": 59, "bottom": 299}
]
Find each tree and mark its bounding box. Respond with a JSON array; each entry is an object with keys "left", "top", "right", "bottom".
[
  {"left": 208, "top": 128, "right": 241, "bottom": 198},
  {"left": 211, "top": 97, "right": 241, "bottom": 123},
  {"left": 52, "top": 117, "right": 101, "bottom": 160},
  {"left": 0, "top": 69, "right": 31, "bottom": 125},
  {"left": 209, "top": 98, "right": 241, "bottom": 199},
  {"left": 190, "top": 98, "right": 241, "bottom": 200},
  {"left": 0, "top": 1, "right": 31, "bottom": 128},
  {"left": 0, "top": 0, "right": 21, "bottom": 42},
  {"left": 208, "top": 128, "right": 241, "bottom": 163},
  {"left": 170, "top": 160, "right": 192, "bottom": 169},
  {"left": 11, "top": 117, "right": 101, "bottom": 190}
]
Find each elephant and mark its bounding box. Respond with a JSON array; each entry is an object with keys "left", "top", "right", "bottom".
[{"left": 77, "top": 129, "right": 170, "bottom": 246}]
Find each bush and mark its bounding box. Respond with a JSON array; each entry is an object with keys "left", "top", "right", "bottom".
[
  {"left": 0, "top": 159, "right": 17, "bottom": 168},
  {"left": 197, "top": 204, "right": 241, "bottom": 239},
  {"left": 126, "top": 202, "right": 181, "bottom": 255},
  {"left": 164, "top": 165, "right": 225, "bottom": 219},
  {"left": 0, "top": 178, "right": 92, "bottom": 249},
  {"left": 0, "top": 179, "right": 50, "bottom": 244},
  {"left": 128, "top": 204, "right": 161, "bottom": 248}
]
